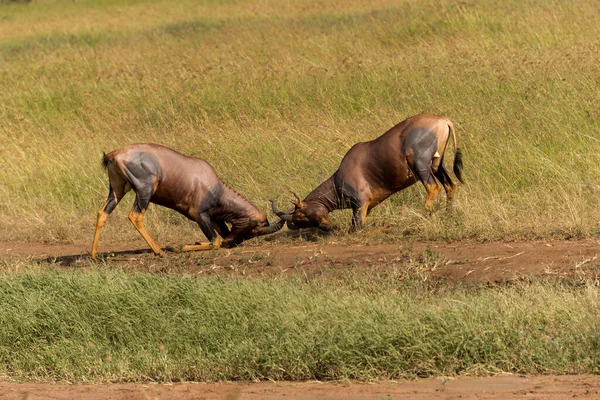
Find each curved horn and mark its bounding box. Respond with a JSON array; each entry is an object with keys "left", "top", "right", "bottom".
[
  {"left": 270, "top": 200, "right": 299, "bottom": 230},
  {"left": 270, "top": 199, "right": 286, "bottom": 217},
  {"left": 253, "top": 218, "right": 286, "bottom": 236},
  {"left": 270, "top": 200, "right": 294, "bottom": 222}
]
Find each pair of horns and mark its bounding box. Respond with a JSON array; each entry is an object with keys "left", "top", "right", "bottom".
[
  {"left": 270, "top": 200, "right": 294, "bottom": 221},
  {"left": 270, "top": 199, "right": 299, "bottom": 230}
]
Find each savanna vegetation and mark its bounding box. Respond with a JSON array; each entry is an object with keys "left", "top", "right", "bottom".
[
  {"left": 1, "top": 260, "right": 600, "bottom": 382},
  {"left": 1, "top": 0, "right": 600, "bottom": 383},
  {"left": 1, "top": 0, "right": 599, "bottom": 244}
]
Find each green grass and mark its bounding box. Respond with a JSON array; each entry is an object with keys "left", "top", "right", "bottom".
[
  {"left": 1, "top": 0, "right": 600, "bottom": 244},
  {"left": 2, "top": 1, "right": 600, "bottom": 384},
  {"left": 0, "top": 262, "right": 599, "bottom": 382}
]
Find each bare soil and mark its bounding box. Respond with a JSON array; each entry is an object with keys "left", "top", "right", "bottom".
[
  {"left": 1, "top": 375, "right": 600, "bottom": 400},
  {"left": 2, "top": 239, "right": 600, "bottom": 398},
  {"left": 2, "top": 238, "right": 600, "bottom": 284}
]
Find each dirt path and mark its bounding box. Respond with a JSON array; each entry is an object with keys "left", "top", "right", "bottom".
[
  {"left": 2, "top": 239, "right": 600, "bottom": 284},
  {"left": 1, "top": 375, "right": 600, "bottom": 399}
]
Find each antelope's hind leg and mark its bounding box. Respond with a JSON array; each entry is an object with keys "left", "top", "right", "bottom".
[
  {"left": 433, "top": 160, "right": 457, "bottom": 208},
  {"left": 413, "top": 159, "right": 442, "bottom": 212},
  {"left": 91, "top": 183, "right": 129, "bottom": 259},
  {"left": 128, "top": 177, "right": 165, "bottom": 256},
  {"left": 91, "top": 187, "right": 117, "bottom": 259}
]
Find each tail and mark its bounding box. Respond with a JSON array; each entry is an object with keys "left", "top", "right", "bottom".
[
  {"left": 101, "top": 152, "right": 110, "bottom": 170},
  {"left": 448, "top": 122, "right": 464, "bottom": 184}
]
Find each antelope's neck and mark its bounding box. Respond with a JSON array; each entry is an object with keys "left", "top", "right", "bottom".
[
  {"left": 304, "top": 176, "right": 339, "bottom": 212},
  {"left": 216, "top": 183, "right": 263, "bottom": 224}
]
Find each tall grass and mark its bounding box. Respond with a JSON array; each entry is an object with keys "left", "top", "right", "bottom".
[
  {"left": 0, "top": 262, "right": 599, "bottom": 382},
  {"left": 1, "top": 0, "right": 599, "bottom": 243}
]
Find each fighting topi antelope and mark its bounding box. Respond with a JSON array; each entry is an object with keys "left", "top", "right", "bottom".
[
  {"left": 91, "top": 143, "right": 284, "bottom": 259},
  {"left": 271, "top": 114, "right": 464, "bottom": 231}
]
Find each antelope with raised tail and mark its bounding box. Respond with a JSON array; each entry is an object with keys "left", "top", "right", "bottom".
[
  {"left": 91, "top": 143, "right": 284, "bottom": 259},
  {"left": 271, "top": 114, "right": 464, "bottom": 231}
]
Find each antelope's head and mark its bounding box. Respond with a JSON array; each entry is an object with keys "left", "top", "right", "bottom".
[{"left": 270, "top": 193, "right": 333, "bottom": 231}]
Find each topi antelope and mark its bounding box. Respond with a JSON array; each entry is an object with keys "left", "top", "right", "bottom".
[
  {"left": 91, "top": 143, "right": 284, "bottom": 259},
  {"left": 271, "top": 114, "right": 464, "bottom": 231}
]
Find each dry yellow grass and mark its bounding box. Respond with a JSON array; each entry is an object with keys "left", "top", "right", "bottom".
[{"left": 1, "top": 0, "right": 599, "bottom": 245}]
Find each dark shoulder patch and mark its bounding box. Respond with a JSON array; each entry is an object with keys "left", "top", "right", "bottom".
[
  {"left": 199, "top": 183, "right": 224, "bottom": 214},
  {"left": 126, "top": 151, "right": 163, "bottom": 181},
  {"left": 333, "top": 173, "right": 360, "bottom": 208},
  {"left": 402, "top": 127, "right": 438, "bottom": 153}
]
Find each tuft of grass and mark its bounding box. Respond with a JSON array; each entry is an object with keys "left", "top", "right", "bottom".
[{"left": 0, "top": 263, "right": 599, "bottom": 382}]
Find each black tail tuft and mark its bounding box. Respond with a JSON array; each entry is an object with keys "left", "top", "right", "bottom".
[
  {"left": 453, "top": 148, "right": 464, "bottom": 184},
  {"left": 101, "top": 152, "right": 110, "bottom": 170}
]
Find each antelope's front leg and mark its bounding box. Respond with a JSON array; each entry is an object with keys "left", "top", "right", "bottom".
[
  {"left": 167, "top": 213, "right": 222, "bottom": 252},
  {"left": 351, "top": 203, "right": 369, "bottom": 232},
  {"left": 212, "top": 219, "right": 231, "bottom": 238},
  {"left": 219, "top": 226, "right": 251, "bottom": 249},
  {"left": 349, "top": 189, "right": 370, "bottom": 232},
  {"left": 169, "top": 236, "right": 222, "bottom": 252}
]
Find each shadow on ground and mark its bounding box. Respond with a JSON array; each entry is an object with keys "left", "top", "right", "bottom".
[{"left": 43, "top": 248, "right": 156, "bottom": 267}]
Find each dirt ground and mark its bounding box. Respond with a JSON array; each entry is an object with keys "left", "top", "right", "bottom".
[
  {"left": 2, "top": 239, "right": 600, "bottom": 398},
  {"left": 1, "top": 375, "right": 600, "bottom": 400},
  {"left": 2, "top": 238, "right": 600, "bottom": 284}
]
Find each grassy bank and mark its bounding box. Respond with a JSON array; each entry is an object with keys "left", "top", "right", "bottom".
[
  {"left": 0, "top": 0, "right": 599, "bottom": 244},
  {"left": 0, "top": 263, "right": 599, "bottom": 382}
]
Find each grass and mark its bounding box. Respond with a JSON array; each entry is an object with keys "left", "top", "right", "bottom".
[
  {"left": 1, "top": 0, "right": 600, "bottom": 384},
  {"left": 0, "top": 0, "right": 599, "bottom": 244},
  {"left": 0, "top": 262, "right": 599, "bottom": 382}
]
